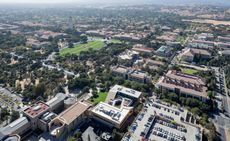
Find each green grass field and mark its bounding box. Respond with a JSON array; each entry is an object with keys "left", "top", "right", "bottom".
[
  {"left": 181, "top": 67, "right": 199, "bottom": 75},
  {"left": 60, "top": 41, "right": 104, "bottom": 56},
  {"left": 90, "top": 92, "right": 108, "bottom": 104}
]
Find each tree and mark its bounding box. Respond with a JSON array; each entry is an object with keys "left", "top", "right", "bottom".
[
  {"left": 10, "top": 110, "right": 20, "bottom": 122},
  {"left": 69, "top": 42, "right": 74, "bottom": 48},
  {"left": 207, "top": 91, "right": 215, "bottom": 100},
  {"left": 34, "top": 83, "right": 46, "bottom": 98}
]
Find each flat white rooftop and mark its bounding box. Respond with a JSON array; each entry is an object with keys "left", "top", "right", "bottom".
[
  {"left": 109, "top": 85, "right": 142, "bottom": 99},
  {"left": 92, "top": 102, "right": 132, "bottom": 125}
]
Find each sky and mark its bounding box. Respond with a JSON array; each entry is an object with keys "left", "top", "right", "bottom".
[{"left": 0, "top": 0, "right": 229, "bottom": 5}]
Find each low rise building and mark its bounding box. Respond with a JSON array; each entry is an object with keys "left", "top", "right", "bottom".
[
  {"left": 0, "top": 117, "right": 30, "bottom": 141},
  {"left": 91, "top": 102, "right": 133, "bottom": 129},
  {"left": 218, "top": 36, "right": 230, "bottom": 43},
  {"left": 217, "top": 42, "right": 230, "bottom": 49},
  {"left": 106, "top": 85, "right": 142, "bottom": 104},
  {"left": 155, "top": 70, "right": 208, "bottom": 102},
  {"left": 155, "top": 46, "right": 172, "bottom": 57},
  {"left": 128, "top": 70, "right": 151, "bottom": 83},
  {"left": 46, "top": 93, "right": 67, "bottom": 113},
  {"left": 180, "top": 48, "right": 211, "bottom": 62},
  {"left": 23, "top": 102, "right": 50, "bottom": 130},
  {"left": 144, "top": 59, "right": 165, "bottom": 70},
  {"left": 191, "top": 40, "right": 215, "bottom": 47},
  {"left": 111, "top": 66, "right": 151, "bottom": 84},
  {"left": 132, "top": 44, "right": 154, "bottom": 55},
  {"left": 48, "top": 101, "right": 91, "bottom": 140}
]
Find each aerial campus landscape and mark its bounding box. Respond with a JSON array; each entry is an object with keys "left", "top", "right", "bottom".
[{"left": 0, "top": 0, "right": 230, "bottom": 141}]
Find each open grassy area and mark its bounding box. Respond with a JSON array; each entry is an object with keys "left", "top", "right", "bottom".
[
  {"left": 180, "top": 67, "right": 199, "bottom": 75},
  {"left": 90, "top": 92, "right": 108, "bottom": 104},
  {"left": 60, "top": 40, "right": 104, "bottom": 56}
]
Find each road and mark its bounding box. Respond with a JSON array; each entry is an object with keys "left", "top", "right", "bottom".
[
  {"left": 211, "top": 67, "right": 230, "bottom": 141},
  {"left": 42, "top": 51, "right": 77, "bottom": 77}
]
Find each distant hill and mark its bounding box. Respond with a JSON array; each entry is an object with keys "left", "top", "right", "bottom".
[{"left": 78, "top": 0, "right": 230, "bottom": 6}]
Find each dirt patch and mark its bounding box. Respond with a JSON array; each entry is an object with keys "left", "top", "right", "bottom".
[{"left": 225, "top": 129, "right": 230, "bottom": 141}]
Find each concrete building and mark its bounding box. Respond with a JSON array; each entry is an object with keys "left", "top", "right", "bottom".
[
  {"left": 0, "top": 93, "right": 77, "bottom": 141},
  {"left": 144, "top": 59, "right": 165, "bottom": 70},
  {"left": 217, "top": 42, "right": 230, "bottom": 49},
  {"left": 46, "top": 93, "right": 67, "bottom": 113},
  {"left": 111, "top": 66, "right": 151, "bottom": 84},
  {"left": 218, "top": 36, "right": 230, "bottom": 43},
  {"left": 132, "top": 44, "right": 154, "bottom": 55},
  {"left": 106, "top": 85, "right": 142, "bottom": 105},
  {"left": 191, "top": 40, "right": 215, "bottom": 47},
  {"left": 155, "top": 46, "right": 172, "bottom": 57},
  {"left": 23, "top": 102, "right": 50, "bottom": 130},
  {"left": 0, "top": 117, "right": 30, "bottom": 141},
  {"left": 180, "top": 48, "right": 211, "bottom": 62},
  {"left": 155, "top": 70, "right": 208, "bottom": 102},
  {"left": 91, "top": 102, "right": 133, "bottom": 129},
  {"left": 128, "top": 70, "right": 151, "bottom": 83},
  {"left": 48, "top": 101, "right": 91, "bottom": 140}
]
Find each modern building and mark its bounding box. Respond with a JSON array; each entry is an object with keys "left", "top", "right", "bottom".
[
  {"left": 118, "top": 49, "right": 139, "bottom": 61},
  {"left": 155, "top": 70, "right": 208, "bottom": 102},
  {"left": 46, "top": 93, "right": 67, "bottom": 113},
  {"left": 218, "top": 36, "right": 230, "bottom": 43},
  {"left": 23, "top": 102, "right": 50, "bottom": 130},
  {"left": 0, "top": 117, "right": 30, "bottom": 141},
  {"left": 48, "top": 101, "right": 91, "bottom": 140},
  {"left": 111, "top": 66, "right": 151, "bottom": 83},
  {"left": 132, "top": 44, "right": 154, "bottom": 55},
  {"left": 217, "top": 42, "right": 230, "bottom": 49},
  {"left": 144, "top": 59, "right": 165, "bottom": 70},
  {"left": 128, "top": 70, "right": 151, "bottom": 83},
  {"left": 106, "top": 85, "right": 142, "bottom": 104},
  {"left": 191, "top": 40, "right": 215, "bottom": 47},
  {"left": 155, "top": 46, "right": 172, "bottom": 57},
  {"left": 0, "top": 93, "right": 85, "bottom": 141},
  {"left": 180, "top": 48, "right": 211, "bottom": 62},
  {"left": 91, "top": 102, "right": 133, "bottom": 129}
]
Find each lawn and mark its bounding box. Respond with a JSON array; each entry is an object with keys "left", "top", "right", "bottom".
[
  {"left": 60, "top": 40, "right": 104, "bottom": 56},
  {"left": 90, "top": 92, "right": 108, "bottom": 104},
  {"left": 181, "top": 67, "right": 199, "bottom": 75}
]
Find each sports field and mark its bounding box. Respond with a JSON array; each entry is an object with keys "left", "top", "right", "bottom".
[{"left": 60, "top": 40, "right": 104, "bottom": 56}]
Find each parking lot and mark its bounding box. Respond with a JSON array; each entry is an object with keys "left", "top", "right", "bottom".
[
  {"left": 122, "top": 97, "right": 202, "bottom": 141},
  {"left": 0, "top": 87, "right": 23, "bottom": 111}
]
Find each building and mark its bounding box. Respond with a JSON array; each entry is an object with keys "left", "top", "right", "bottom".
[
  {"left": 0, "top": 117, "right": 30, "bottom": 141},
  {"left": 219, "top": 50, "right": 230, "bottom": 56},
  {"left": 118, "top": 49, "right": 139, "bottom": 60},
  {"left": 144, "top": 59, "right": 165, "bottom": 70},
  {"left": 128, "top": 70, "right": 151, "bottom": 83},
  {"left": 0, "top": 93, "right": 82, "bottom": 141},
  {"left": 106, "top": 85, "right": 142, "bottom": 104},
  {"left": 155, "top": 70, "right": 208, "bottom": 102},
  {"left": 68, "top": 16, "right": 74, "bottom": 30},
  {"left": 194, "top": 33, "right": 214, "bottom": 41},
  {"left": 155, "top": 46, "right": 172, "bottom": 57},
  {"left": 132, "top": 44, "right": 154, "bottom": 55},
  {"left": 46, "top": 93, "right": 67, "bottom": 113},
  {"left": 111, "top": 66, "right": 151, "bottom": 84},
  {"left": 111, "top": 66, "right": 130, "bottom": 79},
  {"left": 218, "top": 36, "right": 230, "bottom": 43},
  {"left": 180, "top": 48, "right": 211, "bottom": 62},
  {"left": 91, "top": 102, "right": 133, "bottom": 129},
  {"left": 48, "top": 101, "right": 91, "bottom": 140},
  {"left": 191, "top": 40, "right": 215, "bottom": 47},
  {"left": 23, "top": 102, "right": 50, "bottom": 130},
  {"left": 217, "top": 42, "right": 230, "bottom": 49}
]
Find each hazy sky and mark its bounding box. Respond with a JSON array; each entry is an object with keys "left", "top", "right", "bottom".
[{"left": 0, "top": 0, "right": 229, "bottom": 5}]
